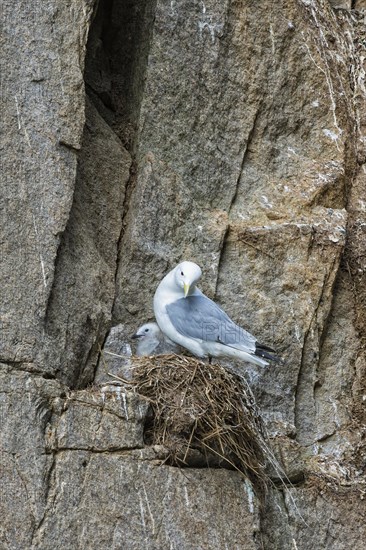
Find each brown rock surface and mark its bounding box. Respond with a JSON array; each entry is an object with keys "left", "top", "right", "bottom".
[
  {"left": 2, "top": 0, "right": 366, "bottom": 548},
  {"left": 33, "top": 455, "right": 260, "bottom": 549}
]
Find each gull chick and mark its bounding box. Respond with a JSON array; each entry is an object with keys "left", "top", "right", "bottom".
[
  {"left": 132, "top": 322, "right": 180, "bottom": 356},
  {"left": 153, "top": 261, "right": 280, "bottom": 367}
]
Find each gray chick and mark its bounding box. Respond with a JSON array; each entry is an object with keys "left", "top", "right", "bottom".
[{"left": 132, "top": 322, "right": 180, "bottom": 356}]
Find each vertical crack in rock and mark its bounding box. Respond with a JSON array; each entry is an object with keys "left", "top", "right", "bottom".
[
  {"left": 112, "top": 160, "right": 138, "bottom": 310},
  {"left": 31, "top": 452, "right": 56, "bottom": 546},
  {"left": 85, "top": 0, "right": 158, "bottom": 153},
  {"left": 42, "top": 0, "right": 158, "bottom": 389},
  {"left": 294, "top": 253, "right": 341, "bottom": 444},
  {"left": 11, "top": 453, "right": 35, "bottom": 531},
  {"left": 213, "top": 224, "right": 231, "bottom": 301},
  {"left": 84, "top": 0, "right": 158, "bottom": 346},
  {"left": 214, "top": 106, "right": 262, "bottom": 299},
  {"left": 312, "top": 268, "right": 357, "bottom": 442},
  {"left": 228, "top": 107, "right": 262, "bottom": 217},
  {"left": 32, "top": 451, "right": 93, "bottom": 548}
]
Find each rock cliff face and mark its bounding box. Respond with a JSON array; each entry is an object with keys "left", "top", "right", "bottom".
[{"left": 2, "top": 0, "right": 366, "bottom": 548}]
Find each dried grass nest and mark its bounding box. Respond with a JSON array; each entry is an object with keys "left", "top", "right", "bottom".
[{"left": 124, "top": 354, "right": 270, "bottom": 491}]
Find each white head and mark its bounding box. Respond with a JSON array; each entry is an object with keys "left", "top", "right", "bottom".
[
  {"left": 132, "top": 322, "right": 161, "bottom": 341},
  {"left": 174, "top": 261, "right": 202, "bottom": 297}
]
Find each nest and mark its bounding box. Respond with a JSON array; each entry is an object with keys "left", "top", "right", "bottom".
[{"left": 126, "top": 354, "right": 269, "bottom": 492}]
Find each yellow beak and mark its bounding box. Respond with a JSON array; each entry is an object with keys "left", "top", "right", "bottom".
[{"left": 183, "top": 282, "right": 190, "bottom": 298}]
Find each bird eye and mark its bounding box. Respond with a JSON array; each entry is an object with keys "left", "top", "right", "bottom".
[
  {"left": 144, "top": 328, "right": 149, "bottom": 332},
  {"left": 181, "top": 271, "right": 184, "bottom": 276}
]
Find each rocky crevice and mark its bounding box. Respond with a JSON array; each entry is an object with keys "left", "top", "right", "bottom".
[
  {"left": 294, "top": 252, "right": 342, "bottom": 444},
  {"left": 85, "top": 0, "right": 157, "bottom": 152},
  {"left": 39, "top": 0, "right": 160, "bottom": 389}
]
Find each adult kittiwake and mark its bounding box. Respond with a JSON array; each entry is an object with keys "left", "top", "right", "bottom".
[
  {"left": 153, "top": 261, "right": 280, "bottom": 366},
  {"left": 132, "top": 322, "right": 180, "bottom": 356}
]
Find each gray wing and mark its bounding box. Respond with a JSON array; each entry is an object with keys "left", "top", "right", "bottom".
[{"left": 166, "top": 295, "right": 256, "bottom": 351}]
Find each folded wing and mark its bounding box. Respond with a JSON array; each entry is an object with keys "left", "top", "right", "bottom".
[{"left": 166, "top": 294, "right": 257, "bottom": 353}]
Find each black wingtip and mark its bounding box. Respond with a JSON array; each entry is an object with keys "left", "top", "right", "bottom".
[
  {"left": 255, "top": 343, "right": 284, "bottom": 364},
  {"left": 256, "top": 341, "right": 276, "bottom": 353}
]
